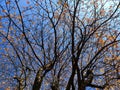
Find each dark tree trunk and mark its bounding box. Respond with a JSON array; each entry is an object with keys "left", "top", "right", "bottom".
[
  {"left": 66, "top": 69, "right": 76, "bottom": 90},
  {"left": 79, "top": 86, "right": 85, "bottom": 90},
  {"left": 32, "top": 68, "right": 45, "bottom": 90},
  {"left": 32, "top": 63, "right": 53, "bottom": 90},
  {"left": 32, "top": 76, "right": 44, "bottom": 90}
]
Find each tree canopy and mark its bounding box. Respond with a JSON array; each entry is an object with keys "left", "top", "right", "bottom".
[{"left": 0, "top": 0, "right": 120, "bottom": 90}]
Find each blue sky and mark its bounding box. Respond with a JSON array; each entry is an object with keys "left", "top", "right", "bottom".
[
  {"left": 1, "top": 0, "right": 119, "bottom": 90},
  {"left": 86, "top": 87, "right": 96, "bottom": 90}
]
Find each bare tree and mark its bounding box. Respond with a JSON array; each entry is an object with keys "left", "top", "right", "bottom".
[{"left": 0, "top": 0, "right": 120, "bottom": 90}]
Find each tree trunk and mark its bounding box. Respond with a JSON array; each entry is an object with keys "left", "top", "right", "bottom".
[
  {"left": 78, "top": 80, "right": 87, "bottom": 90},
  {"left": 79, "top": 85, "right": 86, "bottom": 90},
  {"left": 66, "top": 69, "right": 76, "bottom": 90},
  {"left": 32, "top": 68, "right": 45, "bottom": 90}
]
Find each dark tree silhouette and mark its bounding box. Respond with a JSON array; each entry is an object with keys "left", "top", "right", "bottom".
[{"left": 0, "top": 0, "right": 120, "bottom": 90}]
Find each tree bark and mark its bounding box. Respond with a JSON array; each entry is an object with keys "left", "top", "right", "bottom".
[
  {"left": 32, "top": 68, "right": 45, "bottom": 90},
  {"left": 79, "top": 85, "right": 85, "bottom": 90}
]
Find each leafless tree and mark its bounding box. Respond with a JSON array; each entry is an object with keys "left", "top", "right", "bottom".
[{"left": 0, "top": 0, "right": 120, "bottom": 90}]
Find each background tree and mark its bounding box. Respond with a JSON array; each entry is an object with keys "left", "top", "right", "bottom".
[{"left": 0, "top": 0, "right": 120, "bottom": 90}]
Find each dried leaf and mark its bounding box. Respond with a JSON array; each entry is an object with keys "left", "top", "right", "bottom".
[
  {"left": 5, "top": 87, "right": 10, "bottom": 90},
  {"left": 0, "top": 16, "right": 2, "bottom": 19},
  {"left": 6, "top": 1, "right": 10, "bottom": 4},
  {"left": 100, "top": 68, "right": 104, "bottom": 73},
  {"left": 26, "top": 0, "right": 30, "bottom": 4},
  {"left": 100, "top": 9, "right": 105, "bottom": 16},
  {"left": 0, "top": 26, "right": 2, "bottom": 28},
  {"left": 99, "top": 39, "right": 104, "bottom": 44},
  {"left": 57, "top": 1, "right": 61, "bottom": 5},
  {"left": 64, "top": 3, "right": 68, "bottom": 8},
  {"left": 2, "top": 9, "right": 7, "bottom": 13},
  {"left": 2, "top": 38, "right": 6, "bottom": 42},
  {"left": 9, "top": 26, "right": 13, "bottom": 30},
  {"left": 0, "top": 24, "right": 2, "bottom": 28}
]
